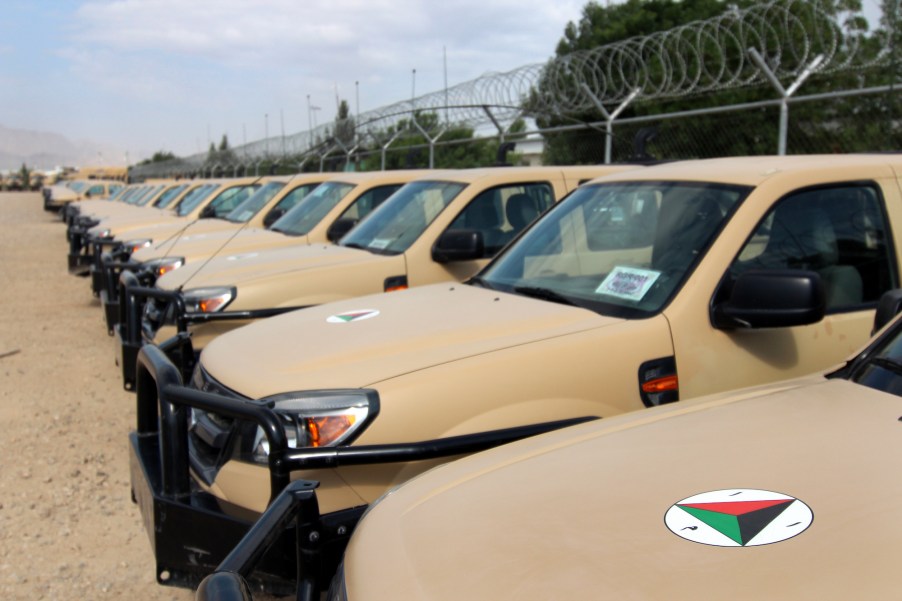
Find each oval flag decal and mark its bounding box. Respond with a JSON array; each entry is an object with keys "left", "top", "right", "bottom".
[
  {"left": 327, "top": 309, "right": 380, "bottom": 323},
  {"left": 664, "top": 489, "right": 812, "bottom": 547}
]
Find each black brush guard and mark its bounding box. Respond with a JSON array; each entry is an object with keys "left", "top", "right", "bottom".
[
  {"left": 68, "top": 229, "right": 114, "bottom": 277},
  {"left": 115, "top": 269, "right": 303, "bottom": 391},
  {"left": 101, "top": 253, "right": 147, "bottom": 335},
  {"left": 130, "top": 344, "right": 597, "bottom": 598}
]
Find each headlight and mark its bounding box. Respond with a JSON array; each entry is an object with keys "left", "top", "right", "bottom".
[
  {"left": 143, "top": 256, "right": 184, "bottom": 277},
  {"left": 120, "top": 238, "right": 153, "bottom": 254},
  {"left": 181, "top": 286, "right": 236, "bottom": 313},
  {"left": 252, "top": 389, "right": 380, "bottom": 460}
]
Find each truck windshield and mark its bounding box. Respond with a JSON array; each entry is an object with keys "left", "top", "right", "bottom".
[
  {"left": 133, "top": 185, "right": 165, "bottom": 206},
  {"left": 175, "top": 184, "right": 221, "bottom": 216},
  {"left": 153, "top": 184, "right": 189, "bottom": 209},
  {"left": 269, "top": 181, "right": 356, "bottom": 236},
  {"left": 340, "top": 180, "right": 467, "bottom": 254},
  {"left": 480, "top": 181, "right": 749, "bottom": 318},
  {"left": 225, "top": 181, "right": 287, "bottom": 223}
]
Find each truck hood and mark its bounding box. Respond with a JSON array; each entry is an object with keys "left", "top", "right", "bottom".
[
  {"left": 345, "top": 377, "right": 902, "bottom": 600},
  {"left": 156, "top": 243, "right": 362, "bottom": 290},
  {"left": 132, "top": 226, "right": 282, "bottom": 262},
  {"left": 87, "top": 210, "right": 174, "bottom": 235},
  {"left": 202, "top": 283, "right": 620, "bottom": 398}
]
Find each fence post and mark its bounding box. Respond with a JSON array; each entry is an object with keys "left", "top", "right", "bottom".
[
  {"left": 747, "top": 48, "right": 824, "bottom": 155},
  {"left": 411, "top": 120, "right": 447, "bottom": 169},
  {"left": 581, "top": 85, "right": 641, "bottom": 164}
]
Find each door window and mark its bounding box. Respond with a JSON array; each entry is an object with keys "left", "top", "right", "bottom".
[
  {"left": 447, "top": 183, "right": 554, "bottom": 258},
  {"left": 725, "top": 184, "right": 895, "bottom": 311}
]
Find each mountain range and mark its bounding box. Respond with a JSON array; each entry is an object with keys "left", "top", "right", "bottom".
[{"left": 0, "top": 124, "right": 131, "bottom": 172}]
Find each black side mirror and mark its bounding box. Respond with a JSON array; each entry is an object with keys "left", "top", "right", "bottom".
[
  {"left": 432, "top": 230, "right": 485, "bottom": 264},
  {"left": 262, "top": 208, "right": 286, "bottom": 229},
  {"left": 712, "top": 269, "right": 826, "bottom": 329},
  {"left": 872, "top": 289, "right": 902, "bottom": 335},
  {"left": 327, "top": 217, "right": 358, "bottom": 242},
  {"left": 199, "top": 205, "right": 216, "bottom": 218}
]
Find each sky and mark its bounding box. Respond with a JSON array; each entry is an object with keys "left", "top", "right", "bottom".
[{"left": 0, "top": 0, "right": 589, "bottom": 163}]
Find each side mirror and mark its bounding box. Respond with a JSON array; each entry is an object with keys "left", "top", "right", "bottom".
[
  {"left": 712, "top": 270, "right": 826, "bottom": 329},
  {"left": 262, "top": 208, "right": 286, "bottom": 229},
  {"left": 199, "top": 205, "right": 216, "bottom": 219},
  {"left": 432, "top": 230, "right": 485, "bottom": 264},
  {"left": 872, "top": 289, "right": 902, "bottom": 335},
  {"left": 327, "top": 217, "right": 358, "bottom": 242}
]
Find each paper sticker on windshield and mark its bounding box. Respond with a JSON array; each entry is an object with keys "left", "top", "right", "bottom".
[
  {"left": 327, "top": 309, "right": 380, "bottom": 323},
  {"left": 664, "top": 489, "right": 813, "bottom": 547},
  {"left": 596, "top": 267, "right": 660, "bottom": 301},
  {"left": 369, "top": 239, "right": 391, "bottom": 250},
  {"left": 226, "top": 253, "right": 258, "bottom": 261}
]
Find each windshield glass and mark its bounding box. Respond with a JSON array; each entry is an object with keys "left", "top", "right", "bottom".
[
  {"left": 107, "top": 186, "right": 128, "bottom": 201},
  {"left": 270, "top": 181, "right": 356, "bottom": 235},
  {"left": 68, "top": 182, "right": 86, "bottom": 192},
  {"left": 480, "top": 181, "right": 749, "bottom": 318},
  {"left": 132, "top": 185, "right": 164, "bottom": 206},
  {"left": 225, "top": 181, "right": 286, "bottom": 223},
  {"left": 341, "top": 180, "right": 467, "bottom": 254},
  {"left": 175, "top": 184, "right": 220, "bottom": 216},
  {"left": 847, "top": 318, "right": 902, "bottom": 396},
  {"left": 153, "top": 184, "right": 188, "bottom": 209}
]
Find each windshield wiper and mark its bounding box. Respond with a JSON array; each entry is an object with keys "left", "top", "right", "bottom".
[
  {"left": 513, "top": 285, "right": 578, "bottom": 307},
  {"left": 342, "top": 242, "right": 368, "bottom": 250},
  {"left": 866, "top": 356, "right": 902, "bottom": 377}
]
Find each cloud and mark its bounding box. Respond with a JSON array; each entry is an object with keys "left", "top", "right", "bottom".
[
  {"left": 30, "top": 0, "right": 586, "bottom": 156},
  {"left": 70, "top": 0, "right": 581, "bottom": 79}
]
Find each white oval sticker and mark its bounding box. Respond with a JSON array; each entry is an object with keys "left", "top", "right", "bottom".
[
  {"left": 664, "top": 489, "right": 813, "bottom": 547},
  {"left": 327, "top": 309, "right": 380, "bottom": 323}
]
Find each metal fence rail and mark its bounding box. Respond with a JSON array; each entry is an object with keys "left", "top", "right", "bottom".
[{"left": 130, "top": 0, "right": 899, "bottom": 178}]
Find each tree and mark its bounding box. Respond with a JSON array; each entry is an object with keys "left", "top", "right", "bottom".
[
  {"left": 136, "top": 150, "right": 177, "bottom": 166},
  {"left": 18, "top": 163, "right": 30, "bottom": 190},
  {"left": 335, "top": 99, "right": 356, "bottom": 147},
  {"left": 206, "top": 133, "right": 237, "bottom": 169},
  {"left": 528, "top": 0, "right": 883, "bottom": 162}
]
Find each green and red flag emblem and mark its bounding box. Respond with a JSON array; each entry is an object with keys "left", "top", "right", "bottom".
[
  {"left": 664, "top": 489, "right": 813, "bottom": 547},
  {"left": 327, "top": 309, "right": 380, "bottom": 323}
]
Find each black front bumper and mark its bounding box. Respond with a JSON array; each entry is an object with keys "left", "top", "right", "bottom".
[
  {"left": 115, "top": 270, "right": 300, "bottom": 391},
  {"left": 131, "top": 344, "right": 597, "bottom": 598},
  {"left": 130, "top": 344, "right": 364, "bottom": 594}
]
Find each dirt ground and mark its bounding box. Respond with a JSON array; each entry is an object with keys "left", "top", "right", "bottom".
[{"left": 0, "top": 192, "right": 240, "bottom": 600}]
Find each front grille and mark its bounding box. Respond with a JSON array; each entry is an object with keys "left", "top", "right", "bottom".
[
  {"left": 188, "top": 366, "right": 250, "bottom": 485},
  {"left": 141, "top": 297, "right": 175, "bottom": 340}
]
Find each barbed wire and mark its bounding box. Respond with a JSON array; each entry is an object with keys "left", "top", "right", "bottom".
[{"left": 133, "top": 0, "right": 887, "bottom": 176}]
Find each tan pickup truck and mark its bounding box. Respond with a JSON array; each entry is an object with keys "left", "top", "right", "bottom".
[
  {"left": 67, "top": 179, "right": 251, "bottom": 276},
  {"left": 42, "top": 179, "right": 122, "bottom": 211},
  {"left": 326, "top": 303, "right": 902, "bottom": 601},
  {"left": 114, "top": 169, "right": 438, "bottom": 389},
  {"left": 122, "top": 165, "right": 620, "bottom": 383},
  {"left": 94, "top": 173, "right": 330, "bottom": 333},
  {"left": 129, "top": 154, "right": 902, "bottom": 595}
]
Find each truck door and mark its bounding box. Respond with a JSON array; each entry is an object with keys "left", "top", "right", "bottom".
[{"left": 672, "top": 182, "right": 898, "bottom": 398}]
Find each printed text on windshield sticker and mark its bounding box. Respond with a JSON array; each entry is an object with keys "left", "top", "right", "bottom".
[{"left": 596, "top": 267, "right": 661, "bottom": 301}]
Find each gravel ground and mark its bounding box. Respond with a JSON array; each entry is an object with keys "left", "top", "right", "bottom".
[{"left": 0, "top": 192, "right": 210, "bottom": 600}]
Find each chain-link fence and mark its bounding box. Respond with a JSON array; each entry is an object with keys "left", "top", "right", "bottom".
[{"left": 129, "top": 0, "right": 902, "bottom": 179}]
